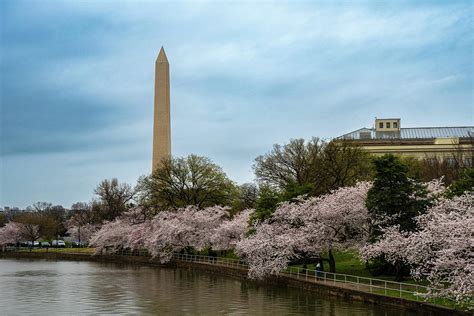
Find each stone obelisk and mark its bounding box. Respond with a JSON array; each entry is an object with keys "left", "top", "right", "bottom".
[{"left": 152, "top": 47, "right": 171, "bottom": 173}]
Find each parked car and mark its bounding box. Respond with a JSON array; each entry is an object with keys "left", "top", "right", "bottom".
[
  {"left": 40, "top": 241, "right": 51, "bottom": 247},
  {"left": 51, "top": 240, "right": 66, "bottom": 247},
  {"left": 72, "top": 241, "right": 86, "bottom": 247},
  {"left": 26, "top": 241, "right": 40, "bottom": 247}
]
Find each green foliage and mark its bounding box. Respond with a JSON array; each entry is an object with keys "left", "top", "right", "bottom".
[
  {"left": 14, "top": 202, "right": 67, "bottom": 240},
  {"left": 365, "top": 155, "right": 432, "bottom": 281},
  {"left": 445, "top": 168, "right": 474, "bottom": 198},
  {"left": 365, "top": 254, "right": 410, "bottom": 278},
  {"left": 249, "top": 181, "right": 315, "bottom": 227},
  {"left": 400, "top": 156, "right": 424, "bottom": 180},
  {"left": 280, "top": 181, "right": 315, "bottom": 202},
  {"left": 136, "top": 155, "right": 236, "bottom": 210},
  {"left": 13, "top": 212, "right": 54, "bottom": 241},
  {"left": 366, "top": 155, "right": 430, "bottom": 241},
  {"left": 250, "top": 186, "right": 280, "bottom": 224},
  {"left": 0, "top": 213, "right": 6, "bottom": 227}
]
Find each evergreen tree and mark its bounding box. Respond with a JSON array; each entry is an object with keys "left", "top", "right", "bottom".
[
  {"left": 365, "top": 155, "right": 431, "bottom": 280},
  {"left": 366, "top": 155, "right": 430, "bottom": 241},
  {"left": 250, "top": 186, "right": 280, "bottom": 224}
]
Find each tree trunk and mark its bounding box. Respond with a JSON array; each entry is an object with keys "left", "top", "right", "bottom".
[
  {"left": 395, "top": 261, "right": 404, "bottom": 282},
  {"left": 328, "top": 249, "right": 336, "bottom": 273}
]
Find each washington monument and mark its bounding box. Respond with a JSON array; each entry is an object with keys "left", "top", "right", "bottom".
[{"left": 152, "top": 47, "right": 171, "bottom": 173}]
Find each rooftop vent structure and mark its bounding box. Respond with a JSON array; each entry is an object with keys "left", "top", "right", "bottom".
[{"left": 375, "top": 118, "right": 401, "bottom": 132}]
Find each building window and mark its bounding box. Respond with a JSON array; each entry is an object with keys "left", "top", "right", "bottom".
[
  {"left": 464, "top": 157, "right": 473, "bottom": 167},
  {"left": 427, "top": 158, "right": 437, "bottom": 166},
  {"left": 445, "top": 157, "right": 456, "bottom": 166},
  {"left": 393, "top": 122, "right": 398, "bottom": 128},
  {"left": 379, "top": 122, "right": 383, "bottom": 128},
  {"left": 386, "top": 122, "right": 391, "bottom": 128}
]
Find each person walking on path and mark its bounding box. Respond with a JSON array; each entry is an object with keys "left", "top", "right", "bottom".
[{"left": 315, "top": 262, "right": 322, "bottom": 280}]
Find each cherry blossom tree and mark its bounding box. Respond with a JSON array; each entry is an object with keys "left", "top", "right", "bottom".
[
  {"left": 361, "top": 194, "right": 473, "bottom": 303},
  {"left": 360, "top": 226, "right": 408, "bottom": 265},
  {"left": 90, "top": 205, "right": 232, "bottom": 262},
  {"left": 236, "top": 182, "right": 372, "bottom": 278},
  {"left": 236, "top": 222, "right": 303, "bottom": 279},
  {"left": 89, "top": 218, "right": 131, "bottom": 254},
  {"left": 410, "top": 195, "right": 473, "bottom": 303},
  {"left": 89, "top": 207, "right": 151, "bottom": 254},
  {"left": 211, "top": 209, "right": 253, "bottom": 251},
  {"left": 144, "top": 206, "right": 230, "bottom": 262},
  {"left": 184, "top": 205, "right": 230, "bottom": 251},
  {"left": 126, "top": 221, "right": 152, "bottom": 251},
  {"left": 16, "top": 222, "right": 40, "bottom": 245},
  {"left": 66, "top": 224, "right": 100, "bottom": 246},
  {"left": 144, "top": 210, "right": 188, "bottom": 262},
  {"left": 425, "top": 177, "right": 446, "bottom": 198},
  {"left": 0, "top": 222, "right": 22, "bottom": 247}
]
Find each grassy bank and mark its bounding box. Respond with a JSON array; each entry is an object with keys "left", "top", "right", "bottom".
[
  {"left": 288, "top": 250, "right": 422, "bottom": 283},
  {"left": 25, "top": 247, "right": 95, "bottom": 254}
]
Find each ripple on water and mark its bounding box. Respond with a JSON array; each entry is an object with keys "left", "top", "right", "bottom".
[{"left": 0, "top": 259, "right": 423, "bottom": 315}]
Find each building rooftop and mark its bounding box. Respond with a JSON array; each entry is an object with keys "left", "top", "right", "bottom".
[{"left": 339, "top": 126, "right": 474, "bottom": 140}]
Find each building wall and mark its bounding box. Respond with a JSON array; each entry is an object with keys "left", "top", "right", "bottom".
[{"left": 357, "top": 138, "right": 473, "bottom": 165}]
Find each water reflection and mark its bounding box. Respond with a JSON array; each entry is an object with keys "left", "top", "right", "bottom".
[{"left": 0, "top": 259, "right": 421, "bottom": 315}]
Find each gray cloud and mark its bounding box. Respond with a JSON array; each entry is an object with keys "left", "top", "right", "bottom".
[{"left": 1, "top": 0, "right": 472, "bottom": 208}]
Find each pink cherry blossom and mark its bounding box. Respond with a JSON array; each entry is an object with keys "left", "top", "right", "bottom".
[
  {"left": 144, "top": 205, "right": 230, "bottom": 262},
  {"left": 0, "top": 222, "right": 22, "bottom": 246},
  {"left": 237, "top": 181, "right": 372, "bottom": 279},
  {"left": 89, "top": 218, "right": 131, "bottom": 254},
  {"left": 361, "top": 194, "right": 473, "bottom": 303},
  {"left": 211, "top": 209, "right": 253, "bottom": 251},
  {"left": 66, "top": 224, "right": 100, "bottom": 245}
]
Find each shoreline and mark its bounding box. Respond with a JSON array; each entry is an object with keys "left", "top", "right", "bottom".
[{"left": 0, "top": 251, "right": 469, "bottom": 316}]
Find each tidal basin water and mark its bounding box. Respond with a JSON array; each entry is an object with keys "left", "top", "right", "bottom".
[{"left": 0, "top": 259, "right": 421, "bottom": 315}]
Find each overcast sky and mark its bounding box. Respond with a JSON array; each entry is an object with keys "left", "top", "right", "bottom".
[{"left": 1, "top": 0, "right": 473, "bottom": 209}]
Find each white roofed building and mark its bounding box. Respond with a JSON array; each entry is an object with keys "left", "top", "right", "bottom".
[{"left": 337, "top": 118, "right": 473, "bottom": 166}]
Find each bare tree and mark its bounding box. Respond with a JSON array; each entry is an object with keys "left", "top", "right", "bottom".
[
  {"left": 254, "top": 138, "right": 324, "bottom": 190},
  {"left": 13, "top": 213, "right": 42, "bottom": 244},
  {"left": 318, "top": 140, "right": 372, "bottom": 193},
  {"left": 254, "top": 138, "right": 371, "bottom": 196},
  {"left": 417, "top": 141, "right": 474, "bottom": 185},
  {"left": 27, "top": 202, "right": 52, "bottom": 214},
  {"left": 233, "top": 183, "right": 259, "bottom": 213},
  {"left": 70, "top": 202, "right": 97, "bottom": 225},
  {"left": 94, "top": 179, "right": 135, "bottom": 221},
  {"left": 24, "top": 202, "right": 66, "bottom": 240}
]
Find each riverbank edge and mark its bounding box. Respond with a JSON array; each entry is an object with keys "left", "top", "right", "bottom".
[{"left": 0, "top": 251, "right": 468, "bottom": 316}]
